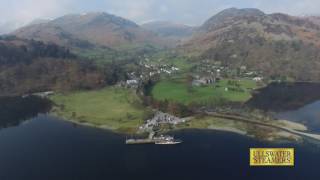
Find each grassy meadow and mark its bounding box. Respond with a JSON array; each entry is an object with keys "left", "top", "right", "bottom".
[
  {"left": 151, "top": 77, "right": 257, "bottom": 105},
  {"left": 50, "top": 87, "right": 150, "bottom": 133},
  {"left": 176, "top": 116, "right": 248, "bottom": 133}
]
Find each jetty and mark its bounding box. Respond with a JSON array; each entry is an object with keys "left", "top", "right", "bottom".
[
  {"left": 125, "top": 138, "right": 156, "bottom": 144},
  {"left": 126, "top": 131, "right": 156, "bottom": 144},
  {"left": 126, "top": 111, "right": 186, "bottom": 145},
  {"left": 126, "top": 133, "right": 182, "bottom": 145}
]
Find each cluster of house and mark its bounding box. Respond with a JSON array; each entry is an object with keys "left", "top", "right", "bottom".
[
  {"left": 114, "top": 71, "right": 140, "bottom": 89},
  {"left": 120, "top": 62, "right": 181, "bottom": 89},
  {"left": 141, "top": 62, "right": 180, "bottom": 75},
  {"left": 125, "top": 79, "right": 139, "bottom": 88},
  {"left": 237, "top": 66, "right": 264, "bottom": 81},
  {"left": 196, "top": 61, "right": 264, "bottom": 82},
  {"left": 139, "top": 111, "right": 187, "bottom": 131},
  {"left": 252, "top": 77, "right": 263, "bottom": 82},
  {"left": 192, "top": 75, "right": 219, "bottom": 86}
]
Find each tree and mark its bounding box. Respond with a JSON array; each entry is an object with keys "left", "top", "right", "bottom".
[{"left": 186, "top": 74, "right": 194, "bottom": 93}]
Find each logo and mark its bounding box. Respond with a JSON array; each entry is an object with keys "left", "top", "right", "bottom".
[{"left": 250, "top": 148, "right": 294, "bottom": 166}]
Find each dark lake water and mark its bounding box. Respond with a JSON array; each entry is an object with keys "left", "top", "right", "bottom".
[
  {"left": 0, "top": 96, "right": 51, "bottom": 129},
  {"left": 1, "top": 87, "right": 320, "bottom": 180},
  {"left": 247, "top": 82, "right": 320, "bottom": 111},
  {"left": 0, "top": 115, "right": 319, "bottom": 180},
  {"left": 248, "top": 82, "right": 320, "bottom": 134},
  {"left": 277, "top": 100, "right": 320, "bottom": 133}
]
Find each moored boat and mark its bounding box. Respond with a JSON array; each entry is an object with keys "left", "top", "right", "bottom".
[{"left": 125, "top": 135, "right": 182, "bottom": 145}]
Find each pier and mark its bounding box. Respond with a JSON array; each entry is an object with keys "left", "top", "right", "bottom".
[
  {"left": 125, "top": 135, "right": 182, "bottom": 145},
  {"left": 126, "top": 111, "right": 186, "bottom": 145},
  {"left": 126, "top": 131, "right": 156, "bottom": 144},
  {"left": 125, "top": 138, "right": 156, "bottom": 144}
]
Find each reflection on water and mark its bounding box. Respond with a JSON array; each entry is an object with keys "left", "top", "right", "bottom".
[
  {"left": 277, "top": 101, "right": 320, "bottom": 133},
  {"left": 0, "top": 96, "right": 51, "bottom": 129},
  {"left": 247, "top": 82, "right": 320, "bottom": 134},
  {"left": 247, "top": 82, "right": 320, "bottom": 111}
]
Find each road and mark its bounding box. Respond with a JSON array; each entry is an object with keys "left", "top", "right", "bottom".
[{"left": 205, "top": 112, "right": 320, "bottom": 141}]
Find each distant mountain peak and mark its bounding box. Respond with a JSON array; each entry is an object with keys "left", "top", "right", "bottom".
[
  {"left": 201, "top": 8, "right": 265, "bottom": 31},
  {"left": 218, "top": 8, "right": 265, "bottom": 16},
  {"left": 51, "top": 12, "right": 138, "bottom": 28},
  {"left": 181, "top": 7, "right": 320, "bottom": 81},
  {"left": 13, "top": 12, "right": 165, "bottom": 48}
]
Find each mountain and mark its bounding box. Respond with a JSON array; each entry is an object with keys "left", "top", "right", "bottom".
[
  {"left": 13, "top": 12, "right": 163, "bottom": 49},
  {"left": 305, "top": 16, "right": 320, "bottom": 26},
  {"left": 142, "top": 21, "right": 194, "bottom": 41},
  {"left": 0, "top": 19, "right": 50, "bottom": 35},
  {"left": 27, "top": 19, "right": 51, "bottom": 26},
  {"left": 13, "top": 22, "right": 94, "bottom": 49},
  {"left": 200, "top": 8, "right": 265, "bottom": 32},
  {"left": 181, "top": 8, "right": 320, "bottom": 81}
]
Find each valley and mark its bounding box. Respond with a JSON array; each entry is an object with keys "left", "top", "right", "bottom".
[
  {"left": 2, "top": 2, "right": 320, "bottom": 180},
  {"left": 1, "top": 8, "right": 320, "bottom": 143}
]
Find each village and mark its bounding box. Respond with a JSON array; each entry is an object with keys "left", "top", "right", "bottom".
[
  {"left": 118, "top": 56, "right": 265, "bottom": 94},
  {"left": 138, "top": 111, "right": 189, "bottom": 133},
  {"left": 117, "top": 58, "right": 181, "bottom": 89},
  {"left": 192, "top": 59, "right": 264, "bottom": 84}
]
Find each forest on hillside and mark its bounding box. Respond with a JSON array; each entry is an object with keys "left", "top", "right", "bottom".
[{"left": 0, "top": 36, "right": 131, "bottom": 96}]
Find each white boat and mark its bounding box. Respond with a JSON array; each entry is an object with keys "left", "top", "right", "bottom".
[
  {"left": 154, "top": 135, "right": 182, "bottom": 145},
  {"left": 155, "top": 140, "right": 182, "bottom": 145},
  {"left": 125, "top": 135, "right": 182, "bottom": 145}
]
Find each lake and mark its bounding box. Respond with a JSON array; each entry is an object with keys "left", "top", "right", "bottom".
[
  {"left": 247, "top": 82, "right": 320, "bottom": 133},
  {"left": 0, "top": 96, "right": 51, "bottom": 129},
  {"left": 0, "top": 91, "right": 320, "bottom": 180},
  {"left": 247, "top": 82, "right": 320, "bottom": 111},
  {"left": 0, "top": 115, "right": 319, "bottom": 180},
  {"left": 277, "top": 100, "right": 320, "bottom": 133}
]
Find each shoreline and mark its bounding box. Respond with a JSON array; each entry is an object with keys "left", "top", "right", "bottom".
[
  {"left": 49, "top": 112, "right": 315, "bottom": 143},
  {"left": 50, "top": 113, "right": 251, "bottom": 137},
  {"left": 49, "top": 113, "right": 140, "bottom": 135}
]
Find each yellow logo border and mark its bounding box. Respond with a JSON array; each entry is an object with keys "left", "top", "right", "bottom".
[{"left": 250, "top": 148, "right": 295, "bottom": 167}]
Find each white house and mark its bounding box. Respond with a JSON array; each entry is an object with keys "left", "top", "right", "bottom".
[
  {"left": 253, "top": 77, "right": 263, "bottom": 82},
  {"left": 126, "top": 80, "right": 138, "bottom": 85}
]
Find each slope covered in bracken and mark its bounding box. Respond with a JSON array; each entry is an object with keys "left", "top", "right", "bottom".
[
  {"left": 13, "top": 12, "right": 166, "bottom": 49},
  {"left": 181, "top": 8, "right": 320, "bottom": 81}
]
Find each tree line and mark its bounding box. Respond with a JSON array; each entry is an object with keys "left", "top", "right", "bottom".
[{"left": 0, "top": 36, "right": 131, "bottom": 96}]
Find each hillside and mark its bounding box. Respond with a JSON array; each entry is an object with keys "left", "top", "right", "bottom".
[
  {"left": 142, "top": 21, "right": 194, "bottom": 43},
  {"left": 0, "top": 36, "right": 106, "bottom": 96},
  {"left": 13, "top": 12, "right": 165, "bottom": 49},
  {"left": 305, "top": 16, "right": 320, "bottom": 26},
  {"left": 182, "top": 8, "right": 320, "bottom": 81}
]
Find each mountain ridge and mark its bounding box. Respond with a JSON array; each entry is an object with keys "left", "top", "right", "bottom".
[
  {"left": 181, "top": 8, "right": 320, "bottom": 81},
  {"left": 13, "top": 12, "right": 166, "bottom": 49}
]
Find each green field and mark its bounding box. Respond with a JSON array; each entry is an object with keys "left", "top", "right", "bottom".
[
  {"left": 176, "top": 116, "right": 248, "bottom": 133},
  {"left": 151, "top": 78, "right": 257, "bottom": 105},
  {"left": 50, "top": 87, "right": 150, "bottom": 133}
]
